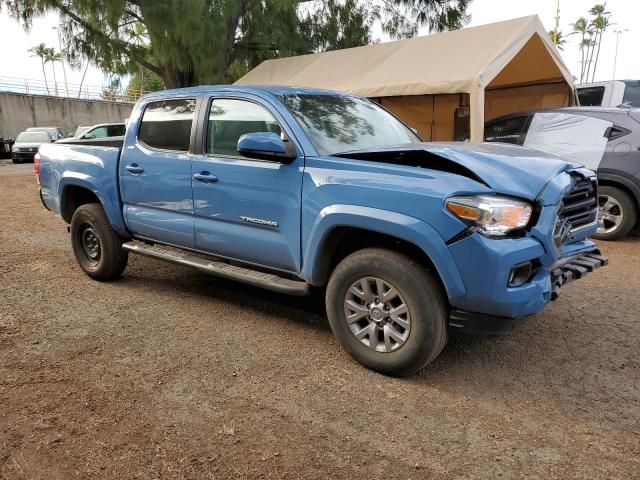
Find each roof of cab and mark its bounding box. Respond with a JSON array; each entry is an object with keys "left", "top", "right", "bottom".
[{"left": 141, "top": 85, "right": 351, "bottom": 101}]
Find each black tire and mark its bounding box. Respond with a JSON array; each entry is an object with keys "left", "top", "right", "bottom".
[
  {"left": 326, "top": 248, "right": 448, "bottom": 376},
  {"left": 70, "top": 203, "right": 128, "bottom": 281},
  {"left": 12, "top": 158, "right": 22, "bottom": 164},
  {"left": 592, "top": 186, "right": 637, "bottom": 241}
]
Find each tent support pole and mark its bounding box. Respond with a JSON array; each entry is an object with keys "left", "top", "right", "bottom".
[{"left": 470, "top": 85, "right": 485, "bottom": 142}]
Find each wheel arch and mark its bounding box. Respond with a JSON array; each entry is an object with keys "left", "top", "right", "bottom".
[
  {"left": 598, "top": 172, "right": 640, "bottom": 212},
  {"left": 301, "top": 205, "right": 466, "bottom": 301},
  {"left": 58, "top": 177, "right": 129, "bottom": 236}
]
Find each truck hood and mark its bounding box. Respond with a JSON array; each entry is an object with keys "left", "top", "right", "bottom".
[{"left": 336, "top": 142, "right": 584, "bottom": 201}]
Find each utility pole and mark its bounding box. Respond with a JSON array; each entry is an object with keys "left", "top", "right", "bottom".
[
  {"left": 52, "top": 26, "right": 69, "bottom": 97},
  {"left": 554, "top": 0, "right": 560, "bottom": 34},
  {"left": 613, "top": 29, "right": 628, "bottom": 80}
]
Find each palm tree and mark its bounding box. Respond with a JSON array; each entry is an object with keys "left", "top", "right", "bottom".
[
  {"left": 28, "top": 43, "right": 50, "bottom": 94},
  {"left": 44, "top": 48, "right": 62, "bottom": 96},
  {"left": 588, "top": 4, "right": 611, "bottom": 82},
  {"left": 571, "top": 17, "right": 593, "bottom": 83},
  {"left": 548, "top": 29, "right": 567, "bottom": 51}
]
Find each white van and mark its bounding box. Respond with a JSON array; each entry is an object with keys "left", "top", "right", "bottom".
[{"left": 577, "top": 80, "right": 640, "bottom": 107}]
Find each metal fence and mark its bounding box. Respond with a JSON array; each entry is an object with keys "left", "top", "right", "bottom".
[{"left": 0, "top": 75, "right": 151, "bottom": 103}]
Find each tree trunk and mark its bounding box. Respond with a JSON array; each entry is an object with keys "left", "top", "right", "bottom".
[
  {"left": 78, "top": 62, "right": 89, "bottom": 98},
  {"left": 579, "top": 34, "right": 586, "bottom": 83},
  {"left": 51, "top": 64, "right": 59, "bottom": 96},
  {"left": 592, "top": 31, "right": 603, "bottom": 82},
  {"left": 41, "top": 60, "right": 50, "bottom": 95},
  {"left": 160, "top": 66, "right": 196, "bottom": 89}
]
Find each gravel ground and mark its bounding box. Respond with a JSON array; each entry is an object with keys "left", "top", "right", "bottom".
[{"left": 1, "top": 162, "right": 639, "bottom": 479}]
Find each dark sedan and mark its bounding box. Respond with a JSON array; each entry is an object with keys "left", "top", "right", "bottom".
[{"left": 11, "top": 131, "right": 54, "bottom": 164}]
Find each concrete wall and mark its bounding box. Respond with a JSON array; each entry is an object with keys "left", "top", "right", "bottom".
[{"left": 0, "top": 92, "right": 134, "bottom": 139}]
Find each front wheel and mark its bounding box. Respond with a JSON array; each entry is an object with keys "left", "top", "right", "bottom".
[
  {"left": 326, "top": 248, "right": 448, "bottom": 376},
  {"left": 593, "top": 186, "right": 637, "bottom": 241},
  {"left": 70, "top": 203, "right": 128, "bottom": 281}
]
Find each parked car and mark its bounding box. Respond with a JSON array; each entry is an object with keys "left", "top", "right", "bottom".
[
  {"left": 26, "top": 126, "right": 65, "bottom": 141},
  {"left": 36, "top": 86, "right": 607, "bottom": 376},
  {"left": 58, "top": 123, "right": 127, "bottom": 147},
  {"left": 577, "top": 80, "right": 640, "bottom": 107},
  {"left": 11, "top": 130, "right": 54, "bottom": 163},
  {"left": 485, "top": 107, "right": 640, "bottom": 240}
]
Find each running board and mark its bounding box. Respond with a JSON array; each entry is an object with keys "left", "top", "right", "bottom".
[{"left": 122, "top": 242, "right": 310, "bottom": 296}]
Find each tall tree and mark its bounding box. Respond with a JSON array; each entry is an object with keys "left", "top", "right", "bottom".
[
  {"left": 2, "top": 0, "right": 472, "bottom": 88},
  {"left": 44, "top": 47, "right": 61, "bottom": 95},
  {"left": 571, "top": 17, "right": 592, "bottom": 83},
  {"left": 28, "top": 42, "right": 50, "bottom": 94},
  {"left": 588, "top": 3, "right": 611, "bottom": 82}
]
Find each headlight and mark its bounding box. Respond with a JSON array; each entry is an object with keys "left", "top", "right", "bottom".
[{"left": 446, "top": 195, "right": 533, "bottom": 237}]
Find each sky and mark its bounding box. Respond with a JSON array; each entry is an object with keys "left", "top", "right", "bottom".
[{"left": 0, "top": 0, "right": 637, "bottom": 92}]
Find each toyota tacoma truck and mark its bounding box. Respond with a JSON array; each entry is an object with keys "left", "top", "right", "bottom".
[{"left": 36, "top": 86, "right": 607, "bottom": 376}]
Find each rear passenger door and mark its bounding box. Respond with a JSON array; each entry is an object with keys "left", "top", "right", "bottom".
[
  {"left": 120, "top": 98, "right": 197, "bottom": 247},
  {"left": 190, "top": 96, "right": 304, "bottom": 273}
]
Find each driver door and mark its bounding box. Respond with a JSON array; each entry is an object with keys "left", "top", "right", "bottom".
[{"left": 190, "top": 96, "right": 304, "bottom": 273}]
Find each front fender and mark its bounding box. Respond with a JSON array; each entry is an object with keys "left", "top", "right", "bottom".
[
  {"left": 301, "top": 204, "right": 466, "bottom": 300},
  {"left": 59, "top": 173, "right": 128, "bottom": 235}
]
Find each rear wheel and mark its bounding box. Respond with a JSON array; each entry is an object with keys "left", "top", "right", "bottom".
[
  {"left": 70, "top": 203, "right": 128, "bottom": 281},
  {"left": 326, "top": 248, "right": 448, "bottom": 376},
  {"left": 593, "top": 186, "right": 637, "bottom": 241}
]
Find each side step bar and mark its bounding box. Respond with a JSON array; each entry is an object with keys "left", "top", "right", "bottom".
[{"left": 122, "top": 242, "right": 311, "bottom": 296}]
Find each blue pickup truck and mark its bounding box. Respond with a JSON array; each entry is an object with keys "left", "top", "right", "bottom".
[{"left": 36, "top": 86, "right": 607, "bottom": 376}]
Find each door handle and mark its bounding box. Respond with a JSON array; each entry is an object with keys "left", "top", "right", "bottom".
[
  {"left": 193, "top": 172, "right": 218, "bottom": 183},
  {"left": 125, "top": 164, "right": 144, "bottom": 174}
]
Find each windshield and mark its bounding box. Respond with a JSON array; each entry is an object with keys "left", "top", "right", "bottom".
[
  {"left": 279, "top": 94, "right": 421, "bottom": 156},
  {"left": 74, "top": 126, "right": 90, "bottom": 137},
  {"left": 16, "top": 132, "right": 51, "bottom": 143}
]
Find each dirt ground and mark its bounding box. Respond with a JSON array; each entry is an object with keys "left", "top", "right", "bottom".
[{"left": 1, "top": 162, "right": 638, "bottom": 479}]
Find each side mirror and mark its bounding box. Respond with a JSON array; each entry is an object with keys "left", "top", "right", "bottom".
[
  {"left": 83, "top": 133, "right": 95, "bottom": 139},
  {"left": 237, "top": 132, "right": 296, "bottom": 162}
]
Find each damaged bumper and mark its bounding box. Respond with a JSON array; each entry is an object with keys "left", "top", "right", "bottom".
[{"left": 550, "top": 251, "right": 608, "bottom": 300}]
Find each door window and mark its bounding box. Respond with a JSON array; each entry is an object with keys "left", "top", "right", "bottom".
[
  {"left": 138, "top": 99, "right": 196, "bottom": 151},
  {"left": 207, "top": 99, "right": 282, "bottom": 157},
  {"left": 108, "top": 124, "right": 126, "bottom": 136},
  {"left": 87, "top": 126, "right": 108, "bottom": 138},
  {"left": 484, "top": 115, "right": 529, "bottom": 144},
  {"left": 622, "top": 81, "right": 640, "bottom": 107}
]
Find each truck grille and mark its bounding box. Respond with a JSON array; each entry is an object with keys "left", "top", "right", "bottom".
[{"left": 553, "top": 175, "right": 598, "bottom": 247}]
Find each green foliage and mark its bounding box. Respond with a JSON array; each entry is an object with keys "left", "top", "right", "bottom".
[
  {"left": 126, "top": 68, "right": 165, "bottom": 101},
  {"left": 3, "top": 0, "right": 472, "bottom": 88}
]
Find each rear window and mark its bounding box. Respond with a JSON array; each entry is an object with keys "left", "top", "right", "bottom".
[
  {"left": 623, "top": 81, "right": 640, "bottom": 107},
  {"left": 138, "top": 99, "right": 196, "bottom": 151},
  {"left": 484, "top": 116, "right": 529, "bottom": 144},
  {"left": 578, "top": 86, "right": 606, "bottom": 106}
]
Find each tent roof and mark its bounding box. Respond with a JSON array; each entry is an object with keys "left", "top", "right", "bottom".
[{"left": 235, "top": 15, "right": 574, "bottom": 98}]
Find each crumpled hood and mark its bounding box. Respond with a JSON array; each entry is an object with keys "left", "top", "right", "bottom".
[{"left": 337, "top": 142, "right": 584, "bottom": 201}]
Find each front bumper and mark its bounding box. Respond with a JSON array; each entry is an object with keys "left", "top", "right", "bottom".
[
  {"left": 11, "top": 151, "right": 36, "bottom": 161},
  {"left": 448, "top": 251, "right": 608, "bottom": 336},
  {"left": 447, "top": 231, "right": 605, "bottom": 320},
  {"left": 549, "top": 251, "right": 608, "bottom": 300}
]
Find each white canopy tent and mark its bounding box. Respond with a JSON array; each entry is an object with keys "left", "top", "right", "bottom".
[{"left": 236, "top": 16, "right": 575, "bottom": 142}]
